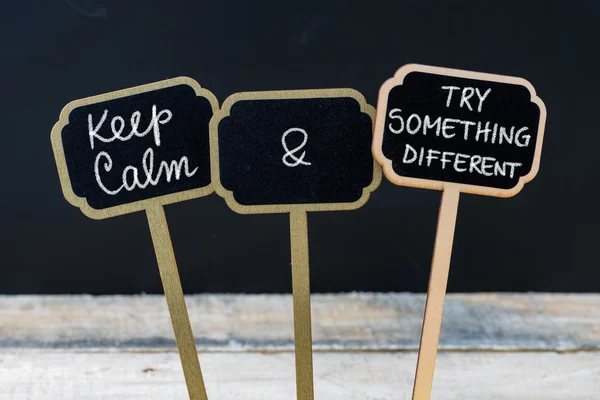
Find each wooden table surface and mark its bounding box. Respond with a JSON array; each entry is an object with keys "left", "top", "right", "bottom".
[{"left": 1, "top": 293, "right": 598, "bottom": 399}]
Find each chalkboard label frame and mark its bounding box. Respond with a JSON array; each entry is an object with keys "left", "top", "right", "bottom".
[
  {"left": 373, "top": 64, "right": 547, "bottom": 198},
  {"left": 51, "top": 77, "right": 219, "bottom": 219},
  {"left": 209, "top": 89, "right": 382, "bottom": 214}
]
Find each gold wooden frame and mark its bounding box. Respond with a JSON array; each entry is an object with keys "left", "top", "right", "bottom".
[
  {"left": 51, "top": 77, "right": 219, "bottom": 219},
  {"left": 210, "top": 89, "right": 382, "bottom": 214}
]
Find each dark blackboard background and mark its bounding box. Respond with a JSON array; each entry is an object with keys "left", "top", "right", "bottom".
[{"left": 1, "top": 0, "right": 598, "bottom": 294}]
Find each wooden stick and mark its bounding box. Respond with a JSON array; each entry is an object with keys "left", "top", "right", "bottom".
[
  {"left": 289, "top": 210, "right": 315, "bottom": 400},
  {"left": 412, "top": 186, "right": 461, "bottom": 400},
  {"left": 146, "top": 205, "right": 208, "bottom": 400}
]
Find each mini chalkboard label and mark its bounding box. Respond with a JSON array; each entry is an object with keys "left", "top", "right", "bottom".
[
  {"left": 373, "top": 64, "right": 547, "bottom": 400},
  {"left": 210, "top": 89, "right": 381, "bottom": 213},
  {"left": 52, "top": 77, "right": 218, "bottom": 219},
  {"left": 51, "top": 78, "right": 218, "bottom": 399},
  {"left": 210, "top": 88, "right": 381, "bottom": 399},
  {"left": 373, "top": 64, "right": 547, "bottom": 197}
]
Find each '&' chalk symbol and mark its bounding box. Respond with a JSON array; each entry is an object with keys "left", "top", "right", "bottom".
[{"left": 281, "top": 127, "right": 312, "bottom": 168}]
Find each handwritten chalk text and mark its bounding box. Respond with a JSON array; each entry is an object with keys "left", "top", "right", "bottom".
[
  {"left": 94, "top": 148, "right": 198, "bottom": 195},
  {"left": 387, "top": 84, "right": 534, "bottom": 180},
  {"left": 88, "top": 106, "right": 198, "bottom": 195}
]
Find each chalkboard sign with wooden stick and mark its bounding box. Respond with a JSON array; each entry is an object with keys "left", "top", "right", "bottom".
[
  {"left": 373, "top": 64, "right": 547, "bottom": 400},
  {"left": 51, "top": 78, "right": 218, "bottom": 400},
  {"left": 211, "top": 89, "right": 381, "bottom": 400}
]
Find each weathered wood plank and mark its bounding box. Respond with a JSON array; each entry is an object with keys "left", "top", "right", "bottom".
[
  {"left": 0, "top": 350, "right": 598, "bottom": 400},
  {"left": 0, "top": 294, "right": 598, "bottom": 351}
]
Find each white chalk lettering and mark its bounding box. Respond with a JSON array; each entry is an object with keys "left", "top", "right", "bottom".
[
  {"left": 505, "top": 162, "right": 522, "bottom": 178},
  {"left": 494, "top": 161, "right": 506, "bottom": 176},
  {"left": 426, "top": 149, "right": 440, "bottom": 167},
  {"left": 515, "top": 127, "right": 531, "bottom": 147},
  {"left": 406, "top": 114, "right": 422, "bottom": 134},
  {"left": 88, "top": 105, "right": 173, "bottom": 150},
  {"left": 469, "top": 155, "right": 483, "bottom": 174},
  {"left": 384, "top": 89, "right": 534, "bottom": 184},
  {"left": 441, "top": 86, "right": 460, "bottom": 107},
  {"left": 481, "top": 156, "right": 495, "bottom": 176},
  {"left": 460, "top": 87, "right": 475, "bottom": 111},
  {"left": 475, "top": 88, "right": 492, "bottom": 112},
  {"left": 442, "top": 118, "right": 459, "bottom": 139},
  {"left": 475, "top": 121, "right": 491, "bottom": 142},
  {"left": 281, "top": 127, "right": 312, "bottom": 167},
  {"left": 454, "top": 153, "right": 468, "bottom": 172},
  {"left": 440, "top": 151, "right": 455, "bottom": 169},
  {"left": 403, "top": 144, "right": 418, "bottom": 163},
  {"left": 394, "top": 145, "right": 524, "bottom": 179},
  {"left": 499, "top": 126, "right": 513, "bottom": 145},
  {"left": 423, "top": 115, "right": 441, "bottom": 136},
  {"left": 387, "top": 111, "right": 530, "bottom": 148},
  {"left": 459, "top": 120, "right": 476, "bottom": 141},
  {"left": 94, "top": 147, "right": 198, "bottom": 195},
  {"left": 88, "top": 110, "right": 108, "bottom": 150},
  {"left": 388, "top": 108, "right": 404, "bottom": 134}
]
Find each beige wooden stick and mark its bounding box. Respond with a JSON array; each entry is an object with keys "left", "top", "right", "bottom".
[
  {"left": 289, "top": 210, "right": 315, "bottom": 400},
  {"left": 146, "top": 205, "right": 208, "bottom": 400},
  {"left": 412, "top": 186, "right": 460, "bottom": 400}
]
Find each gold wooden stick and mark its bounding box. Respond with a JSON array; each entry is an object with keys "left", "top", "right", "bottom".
[
  {"left": 412, "top": 186, "right": 460, "bottom": 400},
  {"left": 147, "top": 205, "right": 208, "bottom": 400},
  {"left": 289, "top": 210, "right": 315, "bottom": 400}
]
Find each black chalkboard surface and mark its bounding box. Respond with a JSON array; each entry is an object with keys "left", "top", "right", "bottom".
[
  {"left": 374, "top": 64, "right": 546, "bottom": 197},
  {"left": 211, "top": 90, "right": 381, "bottom": 213},
  {"left": 52, "top": 78, "right": 218, "bottom": 218}
]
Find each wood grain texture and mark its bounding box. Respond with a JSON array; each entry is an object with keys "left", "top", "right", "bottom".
[
  {"left": 413, "top": 187, "right": 460, "bottom": 400},
  {"left": 290, "top": 211, "right": 315, "bottom": 400},
  {"left": 0, "top": 293, "right": 598, "bottom": 352},
  {"left": 146, "top": 206, "right": 207, "bottom": 400},
  {"left": 1, "top": 350, "right": 598, "bottom": 400}
]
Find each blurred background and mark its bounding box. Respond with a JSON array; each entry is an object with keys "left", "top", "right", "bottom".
[{"left": 1, "top": 0, "right": 598, "bottom": 294}]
